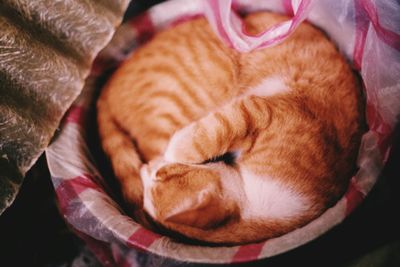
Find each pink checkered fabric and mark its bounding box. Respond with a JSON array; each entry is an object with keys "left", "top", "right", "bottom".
[{"left": 46, "top": 0, "right": 400, "bottom": 265}]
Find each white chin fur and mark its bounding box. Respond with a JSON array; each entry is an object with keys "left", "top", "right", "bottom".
[
  {"left": 239, "top": 168, "right": 310, "bottom": 220},
  {"left": 198, "top": 160, "right": 310, "bottom": 221}
]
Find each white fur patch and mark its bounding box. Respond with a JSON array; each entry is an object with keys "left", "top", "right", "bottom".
[
  {"left": 245, "top": 76, "right": 290, "bottom": 97},
  {"left": 239, "top": 168, "right": 309, "bottom": 220},
  {"left": 164, "top": 124, "right": 192, "bottom": 162},
  {"left": 140, "top": 164, "right": 157, "bottom": 217},
  {"left": 213, "top": 163, "right": 246, "bottom": 203}
]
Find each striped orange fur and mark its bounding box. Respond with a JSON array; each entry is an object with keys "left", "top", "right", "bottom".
[{"left": 97, "top": 12, "right": 365, "bottom": 244}]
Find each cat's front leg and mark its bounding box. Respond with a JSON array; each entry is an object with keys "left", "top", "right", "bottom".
[{"left": 164, "top": 96, "right": 271, "bottom": 164}]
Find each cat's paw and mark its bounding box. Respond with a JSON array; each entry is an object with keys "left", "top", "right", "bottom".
[{"left": 164, "top": 123, "right": 205, "bottom": 164}]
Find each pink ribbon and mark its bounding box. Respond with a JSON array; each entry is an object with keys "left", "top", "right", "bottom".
[{"left": 203, "top": 0, "right": 315, "bottom": 52}]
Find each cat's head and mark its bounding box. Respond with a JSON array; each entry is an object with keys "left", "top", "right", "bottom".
[{"left": 140, "top": 158, "right": 240, "bottom": 239}]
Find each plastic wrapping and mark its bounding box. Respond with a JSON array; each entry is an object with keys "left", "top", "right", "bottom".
[
  {"left": 0, "top": 0, "right": 130, "bottom": 214},
  {"left": 46, "top": 0, "right": 400, "bottom": 265}
]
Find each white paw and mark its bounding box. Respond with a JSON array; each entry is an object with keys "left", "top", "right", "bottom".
[{"left": 164, "top": 124, "right": 194, "bottom": 162}]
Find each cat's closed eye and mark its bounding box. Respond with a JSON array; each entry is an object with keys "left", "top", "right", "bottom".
[{"left": 202, "top": 151, "right": 237, "bottom": 166}]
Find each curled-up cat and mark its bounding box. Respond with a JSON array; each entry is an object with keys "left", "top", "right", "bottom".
[{"left": 97, "top": 12, "right": 365, "bottom": 245}]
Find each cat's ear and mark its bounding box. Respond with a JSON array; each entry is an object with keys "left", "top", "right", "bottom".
[{"left": 164, "top": 187, "right": 227, "bottom": 229}]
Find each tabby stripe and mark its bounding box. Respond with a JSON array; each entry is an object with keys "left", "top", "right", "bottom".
[
  {"left": 137, "top": 107, "right": 182, "bottom": 129},
  {"left": 155, "top": 32, "right": 183, "bottom": 47},
  {"left": 204, "top": 36, "right": 236, "bottom": 80},
  {"left": 187, "top": 27, "right": 235, "bottom": 100},
  {"left": 153, "top": 50, "right": 213, "bottom": 108},
  {"left": 214, "top": 111, "right": 233, "bottom": 134},
  {"left": 254, "top": 98, "right": 273, "bottom": 129},
  {"left": 136, "top": 50, "right": 156, "bottom": 61},
  {"left": 133, "top": 104, "right": 158, "bottom": 117},
  {"left": 250, "top": 97, "right": 264, "bottom": 114},
  {"left": 193, "top": 138, "right": 208, "bottom": 160},
  {"left": 129, "top": 80, "right": 154, "bottom": 92},
  {"left": 213, "top": 121, "right": 223, "bottom": 150},
  {"left": 134, "top": 65, "right": 208, "bottom": 111},
  {"left": 198, "top": 29, "right": 236, "bottom": 87},
  {"left": 144, "top": 90, "right": 197, "bottom": 119},
  {"left": 239, "top": 100, "right": 253, "bottom": 133},
  {"left": 242, "top": 147, "right": 263, "bottom": 159},
  {"left": 137, "top": 44, "right": 208, "bottom": 102},
  {"left": 245, "top": 131, "right": 260, "bottom": 153},
  {"left": 214, "top": 111, "right": 233, "bottom": 151},
  {"left": 184, "top": 29, "right": 219, "bottom": 104},
  {"left": 115, "top": 79, "right": 156, "bottom": 102},
  {"left": 121, "top": 77, "right": 158, "bottom": 101},
  {"left": 159, "top": 171, "right": 192, "bottom": 181},
  {"left": 154, "top": 46, "right": 203, "bottom": 82},
  {"left": 245, "top": 137, "right": 273, "bottom": 158},
  {"left": 135, "top": 109, "right": 190, "bottom": 133},
  {"left": 157, "top": 113, "right": 183, "bottom": 129},
  {"left": 144, "top": 128, "right": 171, "bottom": 140},
  {"left": 154, "top": 65, "right": 208, "bottom": 111}
]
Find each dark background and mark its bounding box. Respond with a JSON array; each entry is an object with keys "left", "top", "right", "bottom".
[{"left": 1, "top": 1, "right": 399, "bottom": 266}]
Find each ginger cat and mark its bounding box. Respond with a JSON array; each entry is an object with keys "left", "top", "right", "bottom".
[{"left": 97, "top": 12, "right": 364, "bottom": 245}]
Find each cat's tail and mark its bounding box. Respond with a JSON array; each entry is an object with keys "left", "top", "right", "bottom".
[
  {"left": 97, "top": 93, "right": 144, "bottom": 208},
  {"left": 164, "top": 95, "right": 272, "bottom": 164}
]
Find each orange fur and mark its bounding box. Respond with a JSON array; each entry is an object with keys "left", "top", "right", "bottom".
[{"left": 97, "top": 12, "right": 364, "bottom": 245}]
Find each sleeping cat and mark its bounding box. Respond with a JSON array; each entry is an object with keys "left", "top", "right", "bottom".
[{"left": 97, "top": 12, "right": 364, "bottom": 245}]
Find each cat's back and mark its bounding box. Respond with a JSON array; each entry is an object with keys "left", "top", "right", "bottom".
[
  {"left": 240, "top": 12, "right": 363, "bottom": 149},
  {"left": 102, "top": 18, "right": 239, "bottom": 160}
]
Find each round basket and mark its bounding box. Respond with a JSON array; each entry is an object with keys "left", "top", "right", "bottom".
[{"left": 46, "top": 0, "right": 399, "bottom": 265}]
